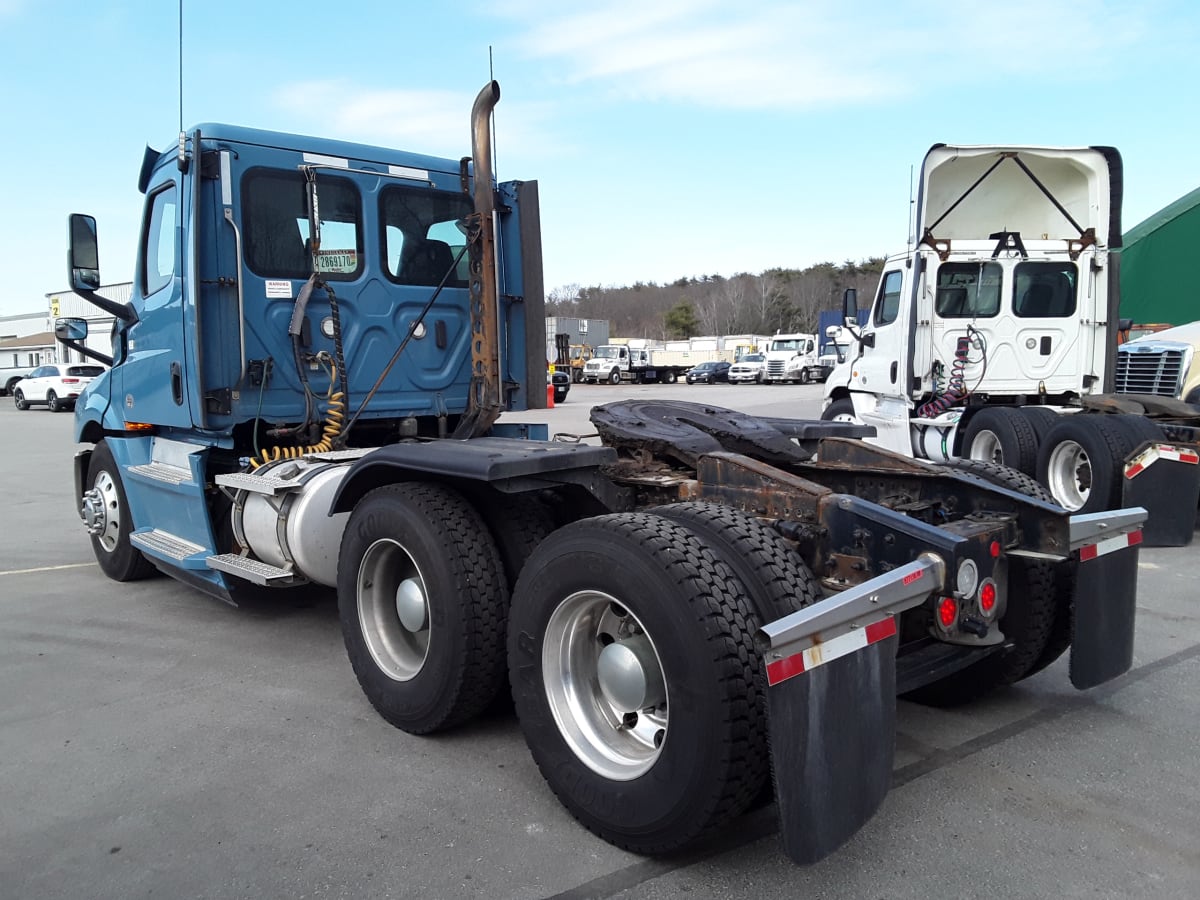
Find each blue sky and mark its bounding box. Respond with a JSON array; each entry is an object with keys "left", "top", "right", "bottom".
[{"left": 1, "top": 0, "right": 1197, "bottom": 317}]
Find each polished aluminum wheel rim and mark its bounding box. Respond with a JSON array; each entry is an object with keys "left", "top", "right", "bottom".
[
  {"left": 1046, "top": 440, "right": 1091, "bottom": 511},
  {"left": 357, "top": 538, "right": 431, "bottom": 681},
  {"left": 969, "top": 429, "right": 1004, "bottom": 465},
  {"left": 87, "top": 472, "right": 121, "bottom": 552},
  {"left": 543, "top": 591, "right": 668, "bottom": 781}
]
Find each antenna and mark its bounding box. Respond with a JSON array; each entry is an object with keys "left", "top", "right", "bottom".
[
  {"left": 178, "top": 0, "right": 183, "bottom": 133},
  {"left": 907, "top": 163, "right": 915, "bottom": 248}
]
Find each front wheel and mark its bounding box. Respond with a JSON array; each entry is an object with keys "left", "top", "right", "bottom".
[
  {"left": 83, "top": 440, "right": 157, "bottom": 581},
  {"left": 338, "top": 483, "right": 508, "bottom": 734},
  {"left": 820, "top": 397, "right": 861, "bottom": 424},
  {"left": 798, "top": 368, "right": 811, "bottom": 385},
  {"left": 508, "top": 513, "right": 766, "bottom": 854},
  {"left": 608, "top": 368, "right": 622, "bottom": 385},
  {"left": 13, "top": 389, "right": 28, "bottom": 410}
]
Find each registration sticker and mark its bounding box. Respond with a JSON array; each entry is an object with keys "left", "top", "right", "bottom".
[{"left": 316, "top": 249, "right": 357, "bottom": 274}]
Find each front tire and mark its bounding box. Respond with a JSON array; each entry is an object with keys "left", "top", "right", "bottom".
[
  {"left": 13, "top": 389, "right": 28, "bottom": 410},
  {"left": 799, "top": 368, "right": 811, "bottom": 385},
  {"left": 338, "top": 483, "right": 508, "bottom": 734},
  {"left": 820, "top": 397, "right": 860, "bottom": 424},
  {"left": 608, "top": 368, "right": 622, "bottom": 385},
  {"left": 508, "top": 513, "right": 766, "bottom": 854},
  {"left": 84, "top": 440, "right": 157, "bottom": 581}
]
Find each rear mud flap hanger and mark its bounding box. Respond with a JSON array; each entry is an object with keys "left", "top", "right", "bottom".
[{"left": 757, "top": 506, "right": 1146, "bottom": 865}]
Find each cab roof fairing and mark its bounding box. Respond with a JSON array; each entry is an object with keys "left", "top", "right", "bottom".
[{"left": 915, "top": 144, "right": 1122, "bottom": 251}]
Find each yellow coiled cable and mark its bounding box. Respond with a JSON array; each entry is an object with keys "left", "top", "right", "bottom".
[{"left": 249, "top": 361, "right": 345, "bottom": 469}]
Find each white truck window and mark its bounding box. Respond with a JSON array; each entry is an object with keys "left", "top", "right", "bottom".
[{"left": 935, "top": 262, "right": 1001, "bottom": 318}]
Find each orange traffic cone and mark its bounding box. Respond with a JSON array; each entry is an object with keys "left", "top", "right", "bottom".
[{"left": 546, "top": 382, "right": 555, "bottom": 408}]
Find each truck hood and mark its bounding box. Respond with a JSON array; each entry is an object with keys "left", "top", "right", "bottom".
[
  {"left": 1124, "top": 319, "right": 1200, "bottom": 347},
  {"left": 919, "top": 145, "right": 1121, "bottom": 249}
]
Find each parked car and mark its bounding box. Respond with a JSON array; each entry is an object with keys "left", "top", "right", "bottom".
[
  {"left": 550, "top": 368, "right": 570, "bottom": 404},
  {"left": 685, "top": 360, "right": 731, "bottom": 384},
  {"left": 728, "top": 353, "right": 766, "bottom": 384},
  {"left": 12, "top": 363, "right": 106, "bottom": 412}
]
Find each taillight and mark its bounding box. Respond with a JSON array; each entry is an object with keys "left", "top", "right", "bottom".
[
  {"left": 979, "top": 581, "right": 997, "bottom": 615},
  {"left": 61, "top": 378, "right": 80, "bottom": 384},
  {"left": 936, "top": 596, "right": 958, "bottom": 629}
]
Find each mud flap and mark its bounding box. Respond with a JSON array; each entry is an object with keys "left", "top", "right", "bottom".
[
  {"left": 1068, "top": 508, "right": 1147, "bottom": 690},
  {"left": 1070, "top": 537, "right": 1141, "bottom": 690},
  {"left": 1121, "top": 444, "right": 1200, "bottom": 547},
  {"left": 766, "top": 633, "right": 898, "bottom": 864},
  {"left": 758, "top": 553, "right": 947, "bottom": 864}
]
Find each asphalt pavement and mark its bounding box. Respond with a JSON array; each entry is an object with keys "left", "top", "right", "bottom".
[{"left": 1, "top": 383, "right": 1197, "bottom": 899}]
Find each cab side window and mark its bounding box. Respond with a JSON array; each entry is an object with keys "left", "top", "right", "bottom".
[
  {"left": 874, "top": 271, "right": 903, "bottom": 326},
  {"left": 143, "top": 185, "right": 178, "bottom": 296}
]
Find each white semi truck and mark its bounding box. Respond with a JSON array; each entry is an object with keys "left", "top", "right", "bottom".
[
  {"left": 821, "top": 144, "right": 1200, "bottom": 530},
  {"left": 763, "top": 332, "right": 820, "bottom": 383}
]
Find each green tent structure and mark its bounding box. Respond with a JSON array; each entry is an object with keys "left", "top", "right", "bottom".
[{"left": 1119, "top": 184, "right": 1200, "bottom": 326}]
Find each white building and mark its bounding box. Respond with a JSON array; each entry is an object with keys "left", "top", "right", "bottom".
[{"left": 45, "top": 282, "right": 130, "bottom": 364}]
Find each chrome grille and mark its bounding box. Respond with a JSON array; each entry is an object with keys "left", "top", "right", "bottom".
[
  {"left": 1114, "top": 342, "right": 1188, "bottom": 397},
  {"left": 766, "top": 360, "right": 787, "bottom": 377}
]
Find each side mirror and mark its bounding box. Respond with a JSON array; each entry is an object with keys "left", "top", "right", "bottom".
[
  {"left": 55, "top": 317, "right": 89, "bottom": 341},
  {"left": 842, "top": 287, "right": 858, "bottom": 324},
  {"left": 68, "top": 214, "right": 101, "bottom": 291}
]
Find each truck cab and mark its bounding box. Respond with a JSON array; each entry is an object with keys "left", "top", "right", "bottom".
[
  {"left": 763, "top": 333, "right": 818, "bottom": 384},
  {"left": 61, "top": 90, "right": 545, "bottom": 598},
  {"left": 824, "top": 145, "right": 1120, "bottom": 457}
]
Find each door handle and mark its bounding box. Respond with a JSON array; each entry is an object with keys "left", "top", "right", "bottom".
[
  {"left": 170, "top": 361, "right": 183, "bottom": 405},
  {"left": 890, "top": 361, "right": 898, "bottom": 383}
]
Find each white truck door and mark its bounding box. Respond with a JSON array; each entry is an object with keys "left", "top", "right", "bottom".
[{"left": 850, "top": 268, "right": 914, "bottom": 453}]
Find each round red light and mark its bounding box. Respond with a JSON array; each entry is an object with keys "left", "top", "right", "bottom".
[
  {"left": 979, "top": 582, "right": 997, "bottom": 614},
  {"left": 937, "top": 596, "right": 958, "bottom": 628},
  {"left": 990, "top": 541, "right": 1001, "bottom": 558}
]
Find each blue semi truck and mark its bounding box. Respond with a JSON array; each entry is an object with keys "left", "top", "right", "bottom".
[{"left": 57, "top": 84, "right": 1147, "bottom": 864}]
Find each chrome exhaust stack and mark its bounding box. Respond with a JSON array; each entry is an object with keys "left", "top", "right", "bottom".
[{"left": 453, "top": 81, "right": 503, "bottom": 439}]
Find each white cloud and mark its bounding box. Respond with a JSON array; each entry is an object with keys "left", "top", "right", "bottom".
[
  {"left": 493, "top": 0, "right": 1147, "bottom": 110},
  {"left": 273, "top": 81, "right": 563, "bottom": 162}
]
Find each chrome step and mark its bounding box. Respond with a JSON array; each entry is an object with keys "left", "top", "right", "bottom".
[
  {"left": 206, "top": 553, "right": 302, "bottom": 585},
  {"left": 127, "top": 462, "right": 194, "bottom": 486},
  {"left": 131, "top": 529, "right": 206, "bottom": 562},
  {"left": 214, "top": 471, "right": 297, "bottom": 495}
]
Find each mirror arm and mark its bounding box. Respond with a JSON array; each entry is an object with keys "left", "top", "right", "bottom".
[
  {"left": 56, "top": 337, "right": 113, "bottom": 368},
  {"left": 70, "top": 288, "right": 137, "bottom": 326}
]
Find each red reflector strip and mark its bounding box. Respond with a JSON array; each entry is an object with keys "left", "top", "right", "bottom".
[
  {"left": 1079, "top": 529, "right": 1143, "bottom": 562},
  {"left": 767, "top": 615, "right": 897, "bottom": 686},
  {"left": 1125, "top": 445, "right": 1200, "bottom": 479},
  {"left": 902, "top": 570, "right": 923, "bottom": 586}
]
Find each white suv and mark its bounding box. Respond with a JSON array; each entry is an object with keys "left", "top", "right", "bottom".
[
  {"left": 12, "top": 363, "right": 106, "bottom": 412},
  {"left": 728, "top": 353, "right": 766, "bottom": 384}
]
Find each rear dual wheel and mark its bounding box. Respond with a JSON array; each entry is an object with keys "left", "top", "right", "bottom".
[
  {"left": 1036, "top": 414, "right": 1161, "bottom": 513},
  {"left": 338, "top": 483, "right": 509, "bottom": 734},
  {"left": 509, "top": 510, "right": 814, "bottom": 854}
]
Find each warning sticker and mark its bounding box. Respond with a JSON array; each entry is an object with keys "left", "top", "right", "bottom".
[
  {"left": 316, "top": 249, "right": 357, "bottom": 274},
  {"left": 265, "top": 280, "right": 294, "bottom": 299}
]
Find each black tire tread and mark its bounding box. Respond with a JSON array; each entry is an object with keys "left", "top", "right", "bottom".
[
  {"left": 652, "top": 502, "right": 820, "bottom": 624},
  {"left": 342, "top": 483, "right": 508, "bottom": 733},
  {"left": 963, "top": 407, "right": 1039, "bottom": 475},
  {"left": 510, "top": 512, "right": 766, "bottom": 854}
]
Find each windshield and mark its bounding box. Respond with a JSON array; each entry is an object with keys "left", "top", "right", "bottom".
[
  {"left": 740, "top": 354, "right": 764, "bottom": 362},
  {"left": 595, "top": 347, "right": 621, "bottom": 359},
  {"left": 770, "top": 339, "right": 802, "bottom": 352}
]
